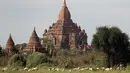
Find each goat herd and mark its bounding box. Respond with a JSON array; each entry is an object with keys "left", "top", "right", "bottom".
[
  {"left": 47, "top": 67, "right": 124, "bottom": 72},
  {"left": 1, "top": 66, "right": 126, "bottom": 72}
]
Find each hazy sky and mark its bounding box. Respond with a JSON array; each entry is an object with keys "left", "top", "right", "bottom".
[{"left": 0, "top": 0, "right": 130, "bottom": 46}]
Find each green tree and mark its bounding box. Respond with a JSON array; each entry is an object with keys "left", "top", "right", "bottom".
[
  {"left": 92, "top": 26, "right": 130, "bottom": 67},
  {"left": 15, "top": 43, "right": 27, "bottom": 50},
  {"left": 8, "top": 54, "right": 26, "bottom": 68},
  {"left": 42, "top": 38, "right": 54, "bottom": 55},
  {"left": 26, "top": 52, "right": 48, "bottom": 68}
]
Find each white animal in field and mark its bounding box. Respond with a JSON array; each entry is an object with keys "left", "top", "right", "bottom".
[
  {"left": 28, "top": 69, "right": 31, "bottom": 72},
  {"left": 73, "top": 67, "right": 80, "bottom": 70},
  {"left": 105, "top": 68, "right": 110, "bottom": 71},
  {"left": 2, "top": 67, "right": 8, "bottom": 71},
  {"left": 18, "top": 69, "right": 23, "bottom": 71},
  {"left": 23, "top": 67, "right": 28, "bottom": 71},
  {"left": 89, "top": 68, "right": 93, "bottom": 71},
  {"left": 55, "top": 68, "right": 60, "bottom": 71},
  {"left": 12, "top": 68, "right": 18, "bottom": 71},
  {"left": 79, "top": 68, "right": 85, "bottom": 71},
  {"left": 69, "top": 69, "right": 72, "bottom": 72},
  {"left": 77, "top": 67, "right": 80, "bottom": 70},
  {"left": 62, "top": 69, "right": 65, "bottom": 71},
  {"left": 48, "top": 68, "right": 51, "bottom": 71},
  {"left": 109, "top": 67, "right": 112, "bottom": 70},
  {"left": 48, "top": 67, "right": 55, "bottom": 71},
  {"left": 101, "top": 67, "right": 105, "bottom": 70},
  {"left": 116, "top": 67, "right": 120, "bottom": 70},
  {"left": 73, "top": 68, "right": 77, "bottom": 70},
  {"left": 32, "top": 67, "right": 38, "bottom": 71},
  {"left": 96, "top": 68, "right": 100, "bottom": 70},
  {"left": 84, "top": 67, "right": 88, "bottom": 70},
  {"left": 51, "top": 68, "right": 55, "bottom": 70}
]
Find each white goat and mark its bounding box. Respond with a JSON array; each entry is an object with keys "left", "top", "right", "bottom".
[
  {"left": 2, "top": 67, "right": 8, "bottom": 71},
  {"left": 12, "top": 68, "right": 18, "bottom": 71},
  {"left": 73, "top": 67, "right": 80, "bottom": 70},
  {"left": 55, "top": 68, "right": 60, "bottom": 71},
  {"left": 23, "top": 67, "right": 28, "bottom": 71},
  {"left": 62, "top": 69, "right": 65, "bottom": 71},
  {"left": 105, "top": 68, "right": 110, "bottom": 71},
  {"left": 96, "top": 68, "right": 100, "bottom": 70},
  {"left": 28, "top": 69, "right": 31, "bottom": 72},
  {"left": 101, "top": 67, "right": 105, "bottom": 70},
  {"left": 32, "top": 67, "right": 38, "bottom": 71},
  {"left": 48, "top": 67, "right": 55, "bottom": 71},
  {"left": 89, "top": 68, "right": 93, "bottom": 71},
  {"left": 69, "top": 69, "right": 72, "bottom": 72},
  {"left": 79, "top": 68, "right": 85, "bottom": 71}
]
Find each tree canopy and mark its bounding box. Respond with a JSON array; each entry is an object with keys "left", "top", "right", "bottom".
[
  {"left": 92, "top": 26, "right": 130, "bottom": 67},
  {"left": 15, "top": 43, "right": 27, "bottom": 50}
]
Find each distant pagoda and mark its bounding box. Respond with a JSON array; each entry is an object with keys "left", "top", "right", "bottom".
[
  {"left": 5, "top": 34, "right": 15, "bottom": 55},
  {"left": 24, "top": 27, "right": 45, "bottom": 53},
  {"left": 43, "top": 0, "right": 88, "bottom": 49}
]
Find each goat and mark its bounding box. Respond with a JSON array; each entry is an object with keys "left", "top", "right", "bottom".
[{"left": 2, "top": 67, "right": 8, "bottom": 72}]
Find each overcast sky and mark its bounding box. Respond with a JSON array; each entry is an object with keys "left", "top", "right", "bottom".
[{"left": 0, "top": 0, "right": 130, "bottom": 46}]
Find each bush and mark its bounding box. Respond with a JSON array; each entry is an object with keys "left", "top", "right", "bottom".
[
  {"left": 26, "top": 52, "right": 48, "bottom": 68},
  {"left": 87, "top": 50, "right": 107, "bottom": 68},
  {"left": 8, "top": 54, "right": 26, "bottom": 68},
  {"left": 52, "top": 49, "right": 107, "bottom": 68},
  {"left": 0, "top": 56, "right": 10, "bottom": 66}
]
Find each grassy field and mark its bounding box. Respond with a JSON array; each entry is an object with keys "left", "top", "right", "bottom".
[{"left": 0, "top": 67, "right": 130, "bottom": 73}]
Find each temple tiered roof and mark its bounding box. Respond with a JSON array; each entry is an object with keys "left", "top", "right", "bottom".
[
  {"left": 25, "top": 27, "right": 45, "bottom": 52},
  {"left": 5, "top": 34, "right": 15, "bottom": 54},
  {"left": 59, "top": 0, "right": 71, "bottom": 21}
]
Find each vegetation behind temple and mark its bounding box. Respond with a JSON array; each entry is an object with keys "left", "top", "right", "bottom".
[{"left": 0, "top": 26, "right": 130, "bottom": 69}]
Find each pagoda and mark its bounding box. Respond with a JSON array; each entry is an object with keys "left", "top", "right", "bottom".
[
  {"left": 5, "top": 34, "right": 15, "bottom": 54},
  {"left": 24, "top": 27, "right": 45, "bottom": 53},
  {"left": 43, "top": 0, "right": 88, "bottom": 49}
]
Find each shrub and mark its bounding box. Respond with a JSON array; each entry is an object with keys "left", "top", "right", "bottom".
[
  {"left": 26, "top": 52, "right": 48, "bottom": 68},
  {"left": 8, "top": 54, "right": 26, "bottom": 68},
  {"left": 52, "top": 49, "right": 107, "bottom": 68},
  {"left": 87, "top": 50, "right": 107, "bottom": 68},
  {"left": 0, "top": 56, "right": 10, "bottom": 66}
]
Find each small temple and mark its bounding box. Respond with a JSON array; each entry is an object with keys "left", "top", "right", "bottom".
[
  {"left": 43, "top": 0, "right": 88, "bottom": 49},
  {"left": 5, "top": 34, "right": 15, "bottom": 55},
  {"left": 24, "top": 27, "right": 45, "bottom": 53}
]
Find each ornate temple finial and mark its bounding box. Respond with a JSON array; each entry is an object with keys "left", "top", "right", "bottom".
[
  {"left": 9, "top": 33, "right": 11, "bottom": 36},
  {"left": 59, "top": 0, "right": 71, "bottom": 20},
  {"left": 9, "top": 33, "right": 12, "bottom": 39},
  {"left": 64, "top": 0, "right": 66, "bottom": 6},
  {"left": 34, "top": 27, "right": 36, "bottom": 30}
]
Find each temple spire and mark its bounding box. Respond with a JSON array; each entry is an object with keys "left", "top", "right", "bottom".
[
  {"left": 25, "top": 27, "right": 41, "bottom": 52},
  {"left": 5, "top": 33, "right": 15, "bottom": 54},
  {"left": 9, "top": 33, "right": 11, "bottom": 37},
  {"left": 64, "top": 0, "right": 66, "bottom": 6},
  {"left": 34, "top": 27, "right": 35, "bottom": 30},
  {"left": 59, "top": 0, "right": 71, "bottom": 20},
  {"left": 7, "top": 34, "right": 14, "bottom": 45}
]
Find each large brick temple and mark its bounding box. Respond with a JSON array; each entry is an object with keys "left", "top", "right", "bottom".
[
  {"left": 3, "top": 0, "right": 89, "bottom": 55},
  {"left": 43, "top": 0, "right": 88, "bottom": 49}
]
